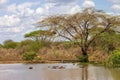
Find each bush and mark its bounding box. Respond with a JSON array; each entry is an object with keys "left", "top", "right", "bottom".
[
  {"left": 104, "top": 50, "right": 120, "bottom": 67},
  {"left": 0, "top": 44, "right": 3, "bottom": 48},
  {"left": 19, "top": 40, "right": 43, "bottom": 52},
  {"left": 28, "top": 42, "right": 43, "bottom": 52},
  {"left": 23, "top": 52, "right": 36, "bottom": 61},
  {"left": 34, "top": 56, "right": 42, "bottom": 62},
  {"left": 76, "top": 55, "right": 88, "bottom": 62},
  {"left": 63, "top": 42, "right": 72, "bottom": 49},
  {"left": 3, "top": 40, "right": 18, "bottom": 49},
  {"left": 19, "top": 39, "right": 34, "bottom": 47}
]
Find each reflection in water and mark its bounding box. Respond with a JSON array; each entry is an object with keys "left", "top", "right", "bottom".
[
  {"left": 87, "top": 65, "right": 114, "bottom": 80},
  {"left": 110, "top": 68, "right": 120, "bottom": 80},
  {"left": 0, "top": 63, "right": 119, "bottom": 80}
]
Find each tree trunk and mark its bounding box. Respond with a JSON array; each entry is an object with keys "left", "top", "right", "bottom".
[{"left": 81, "top": 48, "right": 89, "bottom": 62}]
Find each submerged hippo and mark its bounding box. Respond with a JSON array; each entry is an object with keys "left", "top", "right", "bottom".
[
  {"left": 29, "top": 67, "right": 33, "bottom": 69},
  {"left": 51, "top": 66, "right": 65, "bottom": 69}
]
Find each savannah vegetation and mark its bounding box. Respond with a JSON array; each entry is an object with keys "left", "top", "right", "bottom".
[{"left": 0, "top": 9, "right": 120, "bottom": 67}]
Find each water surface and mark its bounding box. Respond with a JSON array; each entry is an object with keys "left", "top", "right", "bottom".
[{"left": 0, "top": 63, "right": 119, "bottom": 80}]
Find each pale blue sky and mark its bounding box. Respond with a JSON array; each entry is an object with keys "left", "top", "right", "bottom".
[{"left": 0, "top": 0, "right": 119, "bottom": 43}]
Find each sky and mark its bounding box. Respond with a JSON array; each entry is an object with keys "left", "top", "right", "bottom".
[{"left": 0, "top": 0, "right": 120, "bottom": 43}]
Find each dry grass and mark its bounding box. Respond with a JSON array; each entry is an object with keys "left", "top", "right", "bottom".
[
  {"left": 0, "top": 44, "right": 109, "bottom": 63},
  {"left": 0, "top": 48, "right": 22, "bottom": 61},
  {"left": 0, "top": 45, "right": 79, "bottom": 62},
  {"left": 89, "top": 50, "right": 109, "bottom": 63},
  {"left": 37, "top": 46, "right": 80, "bottom": 61}
]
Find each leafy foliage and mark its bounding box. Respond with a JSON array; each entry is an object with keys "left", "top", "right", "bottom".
[
  {"left": 76, "top": 55, "right": 88, "bottom": 62},
  {"left": 19, "top": 39, "right": 43, "bottom": 52},
  {"left": 0, "top": 44, "right": 3, "bottom": 48},
  {"left": 19, "top": 39, "right": 34, "bottom": 47},
  {"left": 24, "top": 30, "right": 55, "bottom": 42},
  {"left": 104, "top": 50, "right": 120, "bottom": 67},
  {"left": 3, "top": 39, "right": 18, "bottom": 49},
  {"left": 23, "top": 52, "right": 36, "bottom": 61},
  {"left": 91, "top": 29, "right": 120, "bottom": 53}
]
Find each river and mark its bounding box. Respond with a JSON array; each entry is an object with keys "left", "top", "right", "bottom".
[{"left": 0, "top": 63, "right": 119, "bottom": 80}]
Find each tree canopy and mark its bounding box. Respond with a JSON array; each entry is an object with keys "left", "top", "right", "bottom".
[
  {"left": 24, "top": 30, "right": 55, "bottom": 42},
  {"left": 38, "top": 9, "right": 120, "bottom": 62},
  {"left": 3, "top": 39, "right": 18, "bottom": 49}
]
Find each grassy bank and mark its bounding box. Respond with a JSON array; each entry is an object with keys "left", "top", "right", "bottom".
[{"left": 0, "top": 40, "right": 120, "bottom": 67}]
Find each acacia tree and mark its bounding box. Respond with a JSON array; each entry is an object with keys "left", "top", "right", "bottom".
[
  {"left": 39, "top": 9, "right": 120, "bottom": 62},
  {"left": 24, "top": 30, "right": 55, "bottom": 43}
]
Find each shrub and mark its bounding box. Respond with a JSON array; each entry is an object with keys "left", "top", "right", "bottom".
[
  {"left": 34, "top": 56, "right": 42, "bottom": 62},
  {"left": 0, "top": 44, "right": 3, "bottom": 48},
  {"left": 104, "top": 50, "right": 120, "bottom": 67},
  {"left": 76, "top": 55, "right": 88, "bottom": 62},
  {"left": 63, "top": 42, "right": 72, "bottom": 49},
  {"left": 19, "top": 39, "right": 34, "bottom": 47},
  {"left": 3, "top": 40, "right": 18, "bottom": 49},
  {"left": 28, "top": 42, "right": 43, "bottom": 52},
  {"left": 23, "top": 52, "right": 36, "bottom": 61},
  {"left": 19, "top": 40, "right": 43, "bottom": 52}
]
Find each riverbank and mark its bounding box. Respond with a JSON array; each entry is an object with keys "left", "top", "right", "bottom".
[{"left": 0, "top": 60, "right": 79, "bottom": 64}]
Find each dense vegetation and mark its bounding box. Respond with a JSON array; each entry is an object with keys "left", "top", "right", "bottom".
[{"left": 0, "top": 9, "right": 120, "bottom": 67}]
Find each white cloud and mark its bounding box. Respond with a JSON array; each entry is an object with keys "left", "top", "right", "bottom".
[
  {"left": 82, "top": 0, "right": 95, "bottom": 8},
  {"left": 110, "top": 0, "right": 120, "bottom": 4},
  {"left": 17, "top": 2, "right": 35, "bottom": 9},
  {"left": 45, "top": 0, "right": 78, "bottom": 4},
  {"left": 0, "top": 15, "right": 21, "bottom": 26},
  {"left": 0, "top": 1, "right": 42, "bottom": 35},
  {"left": 0, "top": 1, "right": 43, "bottom": 43},
  {"left": 70, "top": 5, "right": 81, "bottom": 14},
  {"left": 23, "top": 8, "right": 34, "bottom": 17},
  {"left": 47, "top": 5, "right": 72, "bottom": 15},
  {"left": 0, "top": 0, "right": 97, "bottom": 43},
  {"left": 10, "top": 28, "right": 20, "bottom": 33},
  {"left": 111, "top": 4, "right": 120, "bottom": 12},
  {"left": 44, "top": 3, "right": 56, "bottom": 10},
  {"left": 7, "top": 4, "right": 17, "bottom": 13},
  {"left": 7, "top": 2, "right": 39, "bottom": 17},
  {"left": 0, "top": 0, "right": 8, "bottom": 5},
  {"left": 36, "top": 7, "right": 44, "bottom": 14},
  {"left": 110, "top": 0, "right": 120, "bottom": 14},
  {"left": 44, "top": 0, "right": 80, "bottom": 15},
  {"left": 0, "top": 27, "right": 22, "bottom": 33}
]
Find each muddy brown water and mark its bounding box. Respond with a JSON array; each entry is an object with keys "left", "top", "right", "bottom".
[{"left": 0, "top": 63, "right": 120, "bottom": 80}]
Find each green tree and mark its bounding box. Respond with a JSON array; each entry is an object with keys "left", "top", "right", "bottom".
[
  {"left": 91, "top": 29, "right": 120, "bottom": 53},
  {"left": 18, "top": 39, "right": 43, "bottom": 52},
  {"left": 24, "top": 30, "right": 55, "bottom": 43},
  {"left": 3, "top": 39, "right": 18, "bottom": 49},
  {"left": 39, "top": 9, "right": 120, "bottom": 62}
]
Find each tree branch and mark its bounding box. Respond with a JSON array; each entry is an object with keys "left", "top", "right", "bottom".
[{"left": 88, "top": 23, "right": 111, "bottom": 46}]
